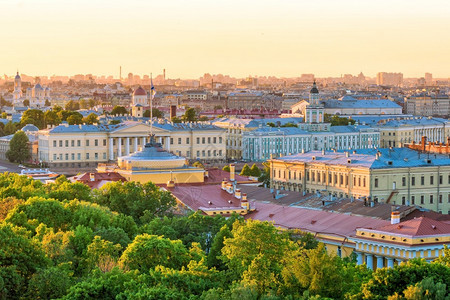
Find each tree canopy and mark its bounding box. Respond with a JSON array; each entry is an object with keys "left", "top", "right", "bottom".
[
  {"left": 111, "top": 106, "right": 128, "bottom": 116},
  {"left": 0, "top": 171, "right": 449, "bottom": 300},
  {"left": 6, "top": 131, "right": 30, "bottom": 163}
]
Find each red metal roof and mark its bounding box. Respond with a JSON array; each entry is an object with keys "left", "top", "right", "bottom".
[
  {"left": 133, "top": 86, "right": 147, "bottom": 96},
  {"left": 371, "top": 217, "right": 450, "bottom": 237},
  {"left": 68, "top": 172, "right": 126, "bottom": 189},
  {"left": 246, "top": 202, "right": 390, "bottom": 238}
]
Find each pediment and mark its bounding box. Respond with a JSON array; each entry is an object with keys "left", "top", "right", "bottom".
[{"left": 111, "top": 123, "right": 169, "bottom": 136}]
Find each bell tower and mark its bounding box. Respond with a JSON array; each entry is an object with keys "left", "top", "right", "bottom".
[{"left": 304, "top": 81, "right": 324, "bottom": 126}]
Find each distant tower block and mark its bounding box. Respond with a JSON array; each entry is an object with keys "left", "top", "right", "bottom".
[
  {"left": 120, "top": 66, "right": 122, "bottom": 81},
  {"left": 170, "top": 105, "right": 177, "bottom": 119},
  {"left": 163, "top": 69, "right": 166, "bottom": 81}
]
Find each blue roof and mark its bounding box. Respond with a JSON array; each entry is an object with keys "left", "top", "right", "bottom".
[
  {"left": 322, "top": 99, "right": 401, "bottom": 109},
  {"left": 276, "top": 148, "right": 450, "bottom": 169},
  {"left": 21, "top": 124, "right": 39, "bottom": 132},
  {"left": 376, "top": 117, "right": 450, "bottom": 127},
  {"left": 249, "top": 126, "right": 310, "bottom": 135},
  {"left": 330, "top": 125, "right": 374, "bottom": 133}
]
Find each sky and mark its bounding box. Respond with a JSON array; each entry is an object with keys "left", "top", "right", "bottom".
[{"left": 0, "top": 0, "right": 449, "bottom": 79}]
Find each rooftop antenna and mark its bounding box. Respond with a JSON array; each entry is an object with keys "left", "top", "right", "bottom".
[{"left": 149, "top": 72, "right": 154, "bottom": 143}]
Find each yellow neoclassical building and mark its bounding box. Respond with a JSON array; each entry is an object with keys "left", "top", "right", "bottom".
[
  {"left": 107, "top": 138, "right": 205, "bottom": 184},
  {"left": 269, "top": 148, "right": 450, "bottom": 214},
  {"left": 351, "top": 213, "right": 450, "bottom": 269},
  {"left": 38, "top": 120, "right": 226, "bottom": 168},
  {"left": 375, "top": 117, "right": 450, "bottom": 148}
]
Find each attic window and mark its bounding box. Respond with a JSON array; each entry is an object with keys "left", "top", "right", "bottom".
[
  {"left": 381, "top": 236, "right": 385, "bottom": 239},
  {"left": 371, "top": 234, "right": 375, "bottom": 237},
  {"left": 402, "top": 239, "right": 407, "bottom": 242},
  {"left": 361, "top": 232, "right": 365, "bottom": 235},
  {"left": 392, "top": 237, "right": 396, "bottom": 240},
  {"left": 387, "top": 161, "right": 393, "bottom": 165},
  {"left": 311, "top": 220, "right": 317, "bottom": 224},
  {"left": 420, "top": 239, "right": 424, "bottom": 242},
  {"left": 431, "top": 225, "right": 436, "bottom": 229},
  {"left": 435, "top": 238, "right": 439, "bottom": 241},
  {"left": 269, "top": 213, "right": 274, "bottom": 218}
]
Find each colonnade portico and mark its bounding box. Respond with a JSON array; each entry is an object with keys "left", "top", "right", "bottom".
[
  {"left": 355, "top": 250, "right": 404, "bottom": 270},
  {"left": 108, "top": 136, "right": 170, "bottom": 160},
  {"left": 414, "top": 128, "right": 444, "bottom": 143}
]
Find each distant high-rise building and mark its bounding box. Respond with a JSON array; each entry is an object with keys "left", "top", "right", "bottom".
[
  {"left": 300, "top": 74, "right": 315, "bottom": 82},
  {"left": 425, "top": 73, "right": 433, "bottom": 85},
  {"left": 127, "top": 73, "right": 133, "bottom": 85},
  {"left": 376, "top": 72, "right": 403, "bottom": 86}
]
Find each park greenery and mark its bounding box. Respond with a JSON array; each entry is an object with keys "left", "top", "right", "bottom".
[{"left": 0, "top": 172, "right": 449, "bottom": 299}]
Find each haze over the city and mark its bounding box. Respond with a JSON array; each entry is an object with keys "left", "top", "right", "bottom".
[{"left": 1, "top": 0, "right": 449, "bottom": 78}]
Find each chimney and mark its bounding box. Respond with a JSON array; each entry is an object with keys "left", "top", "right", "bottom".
[
  {"left": 226, "top": 182, "right": 233, "bottom": 194},
  {"left": 221, "top": 178, "right": 227, "bottom": 190},
  {"left": 234, "top": 188, "right": 241, "bottom": 199},
  {"left": 422, "top": 136, "right": 426, "bottom": 151},
  {"left": 167, "top": 180, "right": 175, "bottom": 188},
  {"left": 345, "top": 151, "right": 350, "bottom": 157},
  {"left": 89, "top": 173, "right": 95, "bottom": 181},
  {"left": 241, "top": 193, "right": 249, "bottom": 211},
  {"left": 322, "top": 149, "right": 325, "bottom": 155},
  {"left": 391, "top": 211, "right": 400, "bottom": 225},
  {"left": 230, "top": 164, "right": 235, "bottom": 182}
]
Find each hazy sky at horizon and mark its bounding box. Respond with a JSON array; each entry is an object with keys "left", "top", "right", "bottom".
[{"left": 1, "top": 0, "right": 449, "bottom": 78}]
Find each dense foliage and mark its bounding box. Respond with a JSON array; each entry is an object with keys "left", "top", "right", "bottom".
[
  {"left": 6, "top": 131, "right": 30, "bottom": 163},
  {"left": 0, "top": 172, "right": 449, "bottom": 299}
]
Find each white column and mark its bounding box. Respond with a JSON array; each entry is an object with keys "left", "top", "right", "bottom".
[
  {"left": 142, "top": 137, "right": 146, "bottom": 146},
  {"left": 166, "top": 137, "right": 170, "bottom": 152},
  {"left": 158, "top": 137, "right": 162, "bottom": 144},
  {"left": 134, "top": 137, "right": 138, "bottom": 152},
  {"left": 117, "top": 138, "right": 122, "bottom": 157},
  {"left": 109, "top": 138, "right": 114, "bottom": 160},
  {"left": 125, "top": 137, "right": 130, "bottom": 155},
  {"left": 376, "top": 255, "right": 384, "bottom": 269},
  {"left": 387, "top": 257, "right": 394, "bottom": 268},
  {"left": 395, "top": 258, "right": 403, "bottom": 266},
  {"left": 356, "top": 252, "right": 363, "bottom": 265},
  {"left": 366, "top": 254, "right": 373, "bottom": 270}
]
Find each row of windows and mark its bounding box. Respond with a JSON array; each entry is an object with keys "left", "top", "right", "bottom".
[
  {"left": 165, "top": 137, "right": 223, "bottom": 145},
  {"left": 195, "top": 150, "right": 222, "bottom": 158},
  {"left": 374, "top": 174, "right": 449, "bottom": 188},
  {"left": 273, "top": 169, "right": 367, "bottom": 188},
  {"left": 400, "top": 194, "right": 450, "bottom": 206},
  {"left": 53, "top": 139, "right": 106, "bottom": 148},
  {"left": 53, "top": 152, "right": 106, "bottom": 161}
]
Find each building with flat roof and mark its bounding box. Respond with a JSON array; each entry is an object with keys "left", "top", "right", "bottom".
[
  {"left": 38, "top": 120, "right": 226, "bottom": 169},
  {"left": 375, "top": 117, "right": 450, "bottom": 148},
  {"left": 291, "top": 96, "right": 402, "bottom": 117},
  {"left": 405, "top": 94, "right": 450, "bottom": 117},
  {"left": 242, "top": 124, "right": 379, "bottom": 161},
  {"left": 269, "top": 148, "right": 450, "bottom": 214}
]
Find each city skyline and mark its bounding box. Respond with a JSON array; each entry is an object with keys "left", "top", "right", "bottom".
[{"left": 1, "top": 0, "right": 449, "bottom": 78}]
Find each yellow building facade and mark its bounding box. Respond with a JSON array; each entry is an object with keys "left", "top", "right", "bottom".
[
  {"left": 38, "top": 121, "right": 226, "bottom": 168},
  {"left": 270, "top": 148, "right": 450, "bottom": 214}
]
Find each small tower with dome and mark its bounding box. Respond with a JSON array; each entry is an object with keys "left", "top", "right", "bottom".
[
  {"left": 303, "top": 81, "right": 329, "bottom": 132},
  {"left": 12, "top": 72, "right": 23, "bottom": 101},
  {"left": 131, "top": 86, "right": 148, "bottom": 118}
]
